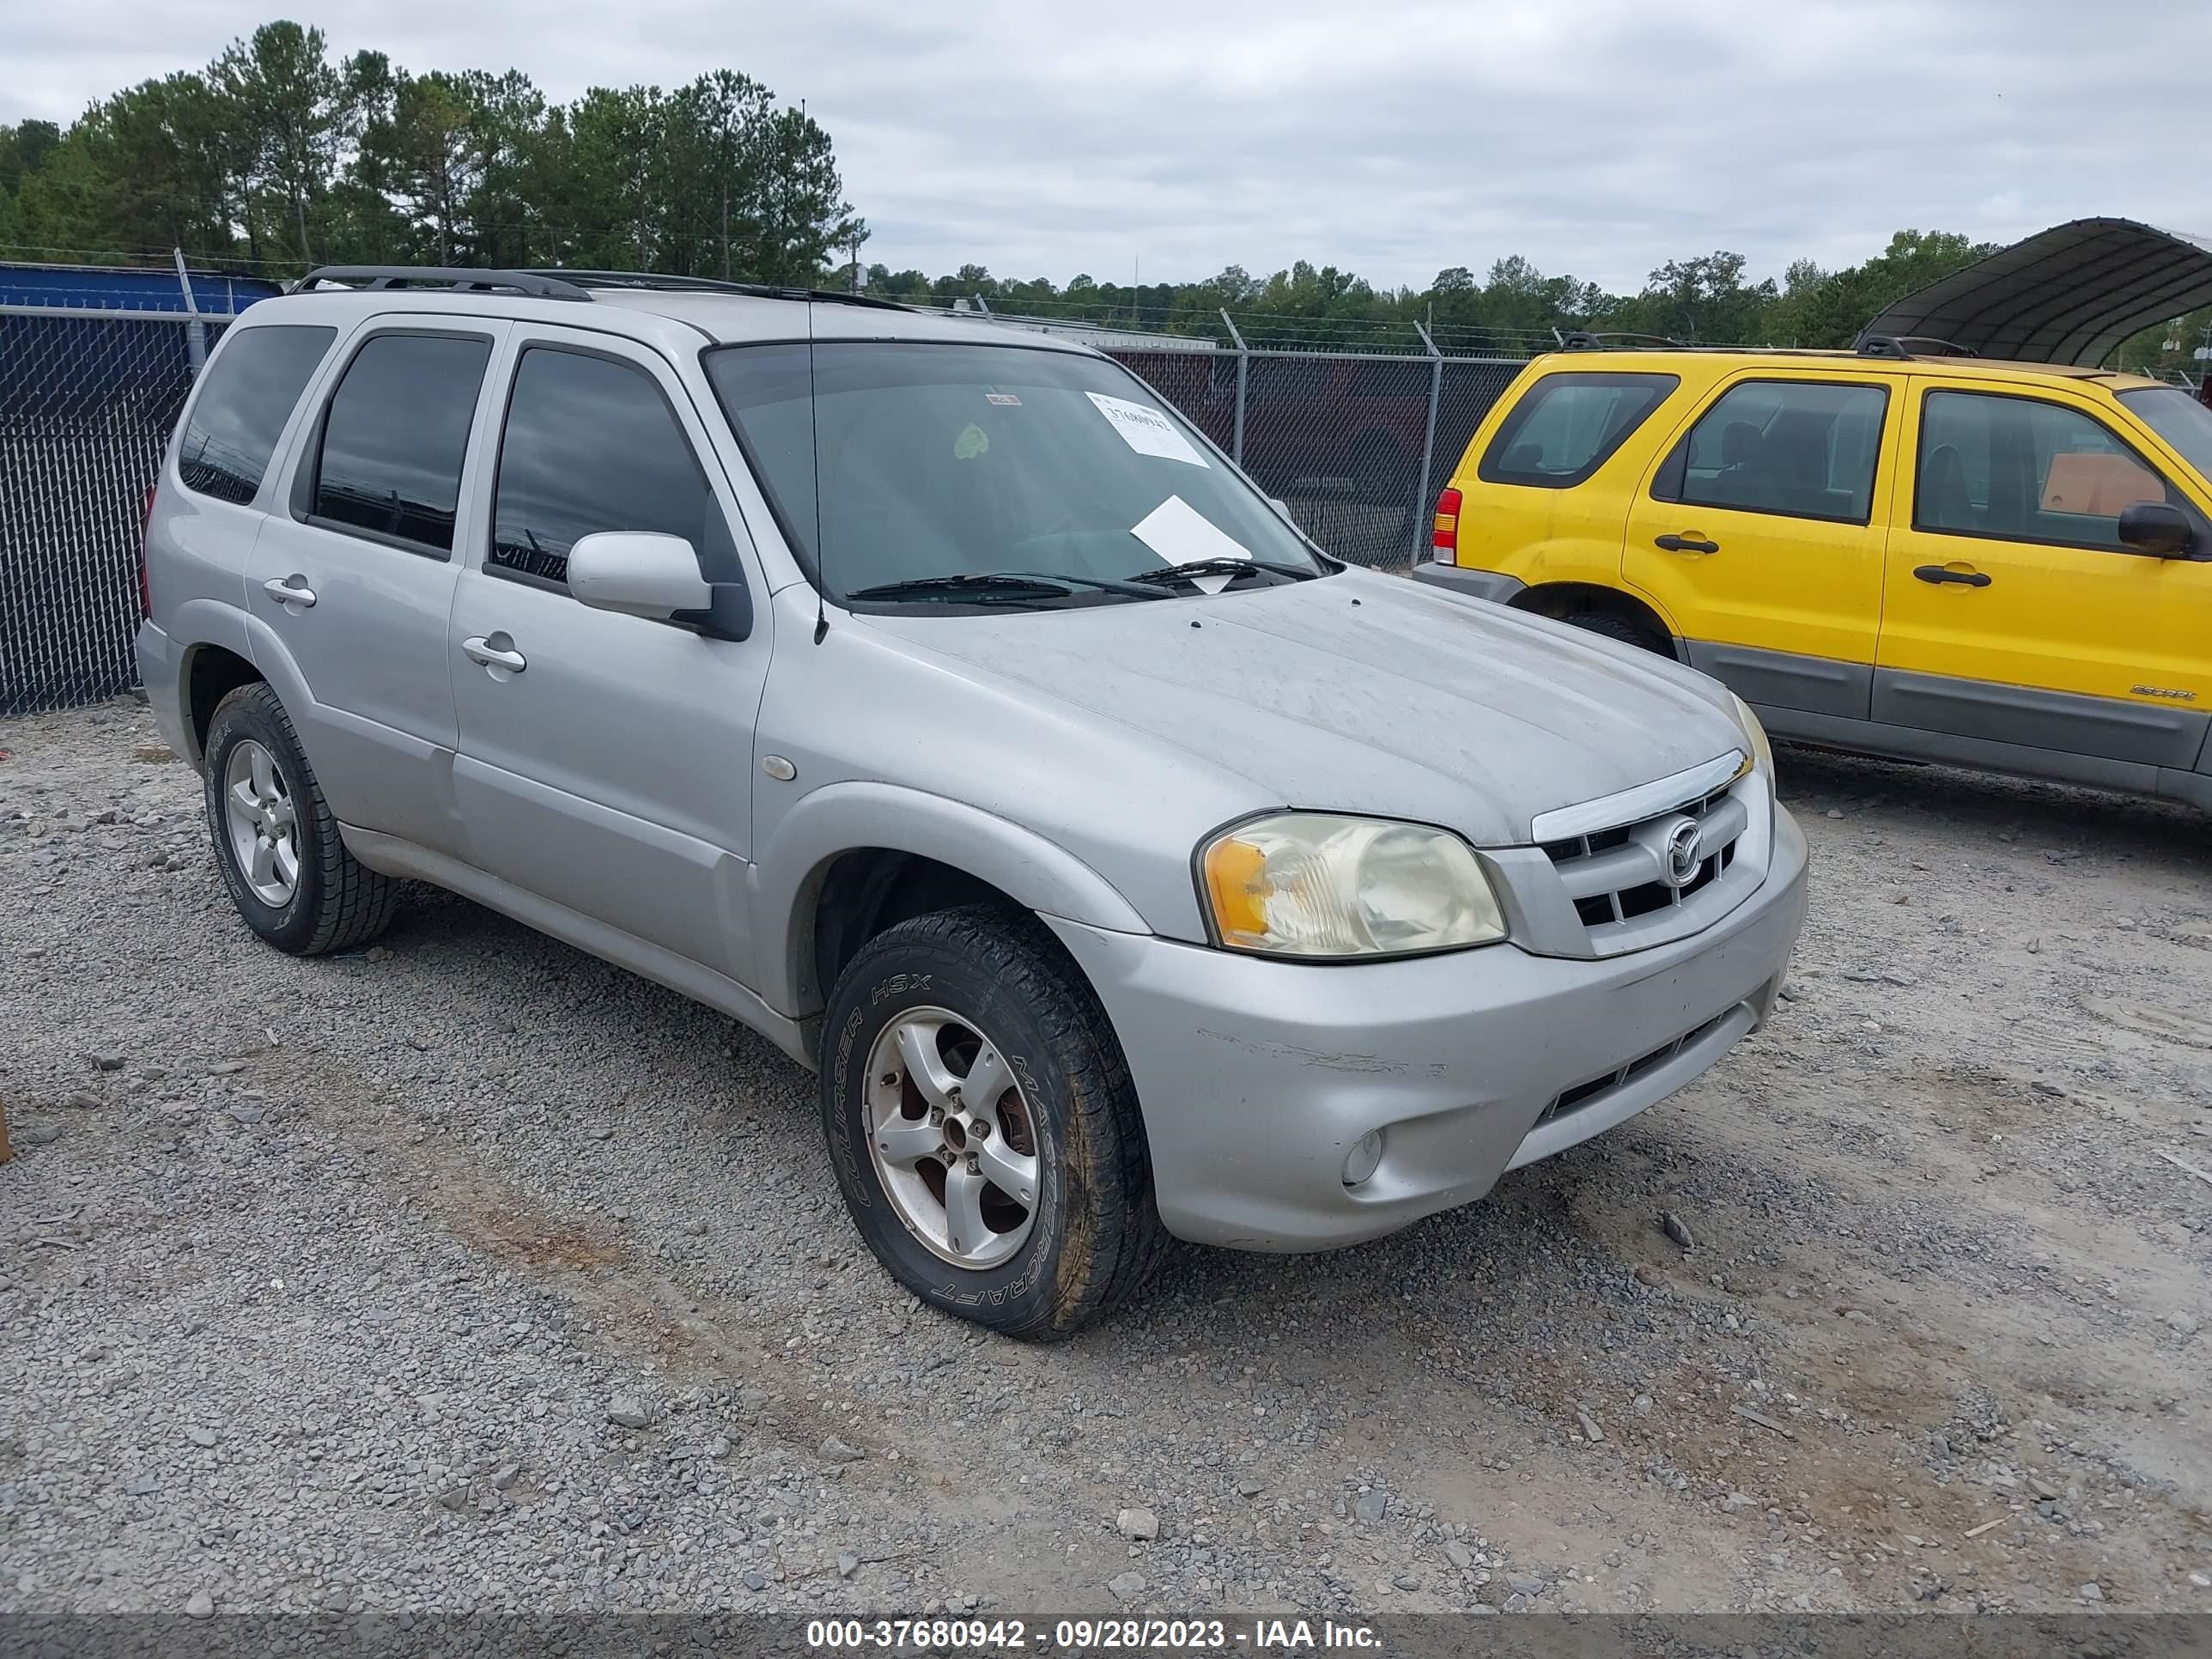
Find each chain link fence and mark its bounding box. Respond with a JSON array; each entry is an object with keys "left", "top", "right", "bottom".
[
  {"left": 1, "top": 299, "right": 1530, "bottom": 720},
  {"left": 2, "top": 306, "right": 228, "bottom": 717},
  {"left": 1102, "top": 340, "right": 1528, "bottom": 570}
]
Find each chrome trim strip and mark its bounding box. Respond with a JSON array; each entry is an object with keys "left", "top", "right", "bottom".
[{"left": 1528, "top": 750, "right": 1747, "bottom": 844}]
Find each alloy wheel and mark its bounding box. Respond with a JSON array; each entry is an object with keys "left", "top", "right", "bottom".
[
  {"left": 863, "top": 1006, "right": 1041, "bottom": 1268},
  {"left": 222, "top": 738, "right": 301, "bottom": 906}
]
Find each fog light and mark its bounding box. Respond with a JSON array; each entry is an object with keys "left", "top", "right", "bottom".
[{"left": 1342, "top": 1129, "right": 1384, "bottom": 1188}]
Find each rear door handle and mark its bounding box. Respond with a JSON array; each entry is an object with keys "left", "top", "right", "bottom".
[
  {"left": 1913, "top": 564, "right": 1992, "bottom": 587},
  {"left": 1654, "top": 533, "right": 1720, "bottom": 554},
  {"left": 262, "top": 575, "right": 316, "bottom": 608},
  {"left": 462, "top": 635, "right": 527, "bottom": 674}
]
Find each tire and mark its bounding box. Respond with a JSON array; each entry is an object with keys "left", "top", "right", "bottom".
[
  {"left": 202, "top": 682, "right": 400, "bottom": 956},
  {"left": 1564, "top": 611, "right": 1672, "bottom": 657},
  {"left": 819, "top": 905, "right": 1168, "bottom": 1340}
]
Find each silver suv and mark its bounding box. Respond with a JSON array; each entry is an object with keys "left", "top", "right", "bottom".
[{"left": 137, "top": 266, "right": 1808, "bottom": 1337}]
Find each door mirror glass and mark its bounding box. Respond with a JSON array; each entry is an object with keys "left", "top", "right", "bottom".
[
  {"left": 2117, "top": 500, "right": 2194, "bottom": 557},
  {"left": 567, "top": 532, "right": 714, "bottom": 618}
]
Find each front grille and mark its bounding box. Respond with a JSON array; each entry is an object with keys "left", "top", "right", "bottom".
[
  {"left": 1540, "top": 774, "right": 1753, "bottom": 940},
  {"left": 1537, "top": 1008, "right": 1732, "bottom": 1127}
]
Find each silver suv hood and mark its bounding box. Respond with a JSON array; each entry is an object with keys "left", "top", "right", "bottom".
[{"left": 866, "top": 568, "right": 1746, "bottom": 847}]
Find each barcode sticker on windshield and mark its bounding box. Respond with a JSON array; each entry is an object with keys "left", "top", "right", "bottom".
[{"left": 1086, "top": 392, "right": 1211, "bottom": 468}]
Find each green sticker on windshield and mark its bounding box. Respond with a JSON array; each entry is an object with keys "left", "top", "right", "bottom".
[{"left": 954, "top": 422, "right": 990, "bottom": 461}]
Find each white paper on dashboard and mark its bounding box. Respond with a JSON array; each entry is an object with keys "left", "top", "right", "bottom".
[
  {"left": 1130, "top": 495, "right": 1251, "bottom": 593},
  {"left": 1086, "top": 392, "right": 1211, "bottom": 467}
]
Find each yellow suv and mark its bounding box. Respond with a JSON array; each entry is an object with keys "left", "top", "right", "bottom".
[{"left": 1413, "top": 335, "right": 2212, "bottom": 811}]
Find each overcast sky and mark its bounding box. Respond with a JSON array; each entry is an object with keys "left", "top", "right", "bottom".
[{"left": 8, "top": 0, "right": 2210, "bottom": 294}]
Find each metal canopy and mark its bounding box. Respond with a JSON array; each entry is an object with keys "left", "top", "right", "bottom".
[{"left": 1858, "top": 217, "right": 2212, "bottom": 366}]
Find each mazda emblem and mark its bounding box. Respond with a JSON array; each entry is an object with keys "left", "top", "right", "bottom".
[{"left": 1662, "top": 817, "right": 1704, "bottom": 888}]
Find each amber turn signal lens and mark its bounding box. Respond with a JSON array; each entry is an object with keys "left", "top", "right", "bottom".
[{"left": 1201, "top": 836, "right": 1273, "bottom": 947}]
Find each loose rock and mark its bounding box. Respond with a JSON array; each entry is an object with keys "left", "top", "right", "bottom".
[{"left": 1116, "top": 1506, "right": 1160, "bottom": 1540}]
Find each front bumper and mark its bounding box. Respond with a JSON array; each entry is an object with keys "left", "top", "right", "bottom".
[{"left": 1045, "top": 805, "right": 1808, "bottom": 1250}]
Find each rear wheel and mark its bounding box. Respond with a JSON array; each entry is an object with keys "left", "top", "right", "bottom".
[
  {"left": 202, "top": 683, "right": 399, "bottom": 955},
  {"left": 819, "top": 906, "right": 1166, "bottom": 1339},
  {"left": 1564, "top": 611, "right": 1672, "bottom": 656}
]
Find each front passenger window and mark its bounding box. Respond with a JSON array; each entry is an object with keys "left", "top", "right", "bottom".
[
  {"left": 1917, "top": 390, "right": 2183, "bottom": 551},
  {"left": 491, "top": 348, "right": 737, "bottom": 587}
]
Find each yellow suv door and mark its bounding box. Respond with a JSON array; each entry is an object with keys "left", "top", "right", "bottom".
[
  {"left": 1874, "top": 378, "right": 2212, "bottom": 775},
  {"left": 1622, "top": 368, "right": 1896, "bottom": 718}
]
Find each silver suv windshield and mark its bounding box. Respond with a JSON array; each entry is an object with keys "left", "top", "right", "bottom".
[
  {"left": 704, "top": 340, "right": 1329, "bottom": 606},
  {"left": 2118, "top": 386, "right": 2212, "bottom": 481}
]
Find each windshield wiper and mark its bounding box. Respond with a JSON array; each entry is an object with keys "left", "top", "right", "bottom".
[
  {"left": 845, "top": 574, "right": 1072, "bottom": 604},
  {"left": 1124, "top": 557, "right": 1319, "bottom": 589},
  {"left": 845, "top": 570, "right": 1170, "bottom": 604}
]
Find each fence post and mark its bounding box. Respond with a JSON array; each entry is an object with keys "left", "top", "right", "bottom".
[
  {"left": 1220, "top": 309, "right": 1249, "bottom": 466},
  {"left": 172, "top": 247, "right": 206, "bottom": 375},
  {"left": 1411, "top": 321, "right": 1444, "bottom": 567}
]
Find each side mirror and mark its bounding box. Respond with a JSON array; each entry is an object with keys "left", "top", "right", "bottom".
[
  {"left": 1268, "top": 497, "right": 1294, "bottom": 520},
  {"left": 2117, "top": 501, "right": 2194, "bottom": 558},
  {"left": 568, "top": 532, "right": 711, "bottom": 617},
  {"left": 566, "top": 532, "right": 752, "bottom": 640}
]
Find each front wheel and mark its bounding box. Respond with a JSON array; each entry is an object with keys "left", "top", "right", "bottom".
[{"left": 819, "top": 907, "right": 1167, "bottom": 1340}]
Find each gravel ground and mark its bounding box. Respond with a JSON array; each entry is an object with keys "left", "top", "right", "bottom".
[{"left": 3, "top": 695, "right": 2209, "bottom": 1619}]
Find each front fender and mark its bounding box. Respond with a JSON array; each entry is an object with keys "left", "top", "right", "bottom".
[{"left": 752, "top": 779, "right": 1151, "bottom": 1017}]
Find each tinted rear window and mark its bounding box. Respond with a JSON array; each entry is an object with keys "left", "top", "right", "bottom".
[
  {"left": 311, "top": 332, "right": 492, "bottom": 554},
  {"left": 177, "top": 325, "right": 335, "bottom": 505},
  {"left": 1663, "top": 380, "right": 1889, "bottom": 523},
  {"left": 1478, "top": 371, "right": 1678, "bottom": 489}
]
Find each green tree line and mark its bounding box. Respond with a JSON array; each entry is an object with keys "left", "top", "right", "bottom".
[
  {"left": 862, "top": 237, "right": 2210, "bottom": 376},
  {"left": 0, "top": 20, "right": 861, "bottom": 284},
  {"left": 861, "top": 234, "right": 2008, "bottom": 355}
]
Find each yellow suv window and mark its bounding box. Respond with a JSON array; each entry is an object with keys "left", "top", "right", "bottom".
[
  {"left": 1476, "top": 371, "right": 1678, "bottom": 489},
  {"left": 1654, "top": 380, "right": 1888, "bottom": 525},
  {"left": 1915, "top": 390, "right": 2198, "bottom": 553}
]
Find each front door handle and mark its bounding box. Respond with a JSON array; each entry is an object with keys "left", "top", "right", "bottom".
[
  {"left": 1912, "top": 564, "right": 1992, "bottom": 587},
  {"left": 1654, "top": 533, "right": 1720, "bottom": 555},
  {"left": 262, "top": 575, "right": 317, "bottom": 608},
  {"left": 462, "top": 635, "right": 527, "bottom": 674}
]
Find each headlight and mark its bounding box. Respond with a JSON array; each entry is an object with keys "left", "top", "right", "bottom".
[
  {"left": 1727, "top": 690, "right": 1775, "bottom": 779},
  {"left": 1199, "top": 812, "right": 1507, "bottom": 958}
]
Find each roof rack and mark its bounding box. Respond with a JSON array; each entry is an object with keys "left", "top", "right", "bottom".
[
  {"left": 291, "top": 265, "right": 591, "bottom": 301},
  {"left": 1559, "top": 330, "right": 1686, "bottom": 351},
  {"left": 526, "top": 269, "right": 910, "bottom": 312},
  {"left": 1854, "top": 332, "right": 1973, "bottom": 360}
]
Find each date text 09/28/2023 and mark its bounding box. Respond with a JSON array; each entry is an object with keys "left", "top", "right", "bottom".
[{"left": 803, "top": 1615, "right": 1384, "bottom": 1651}]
